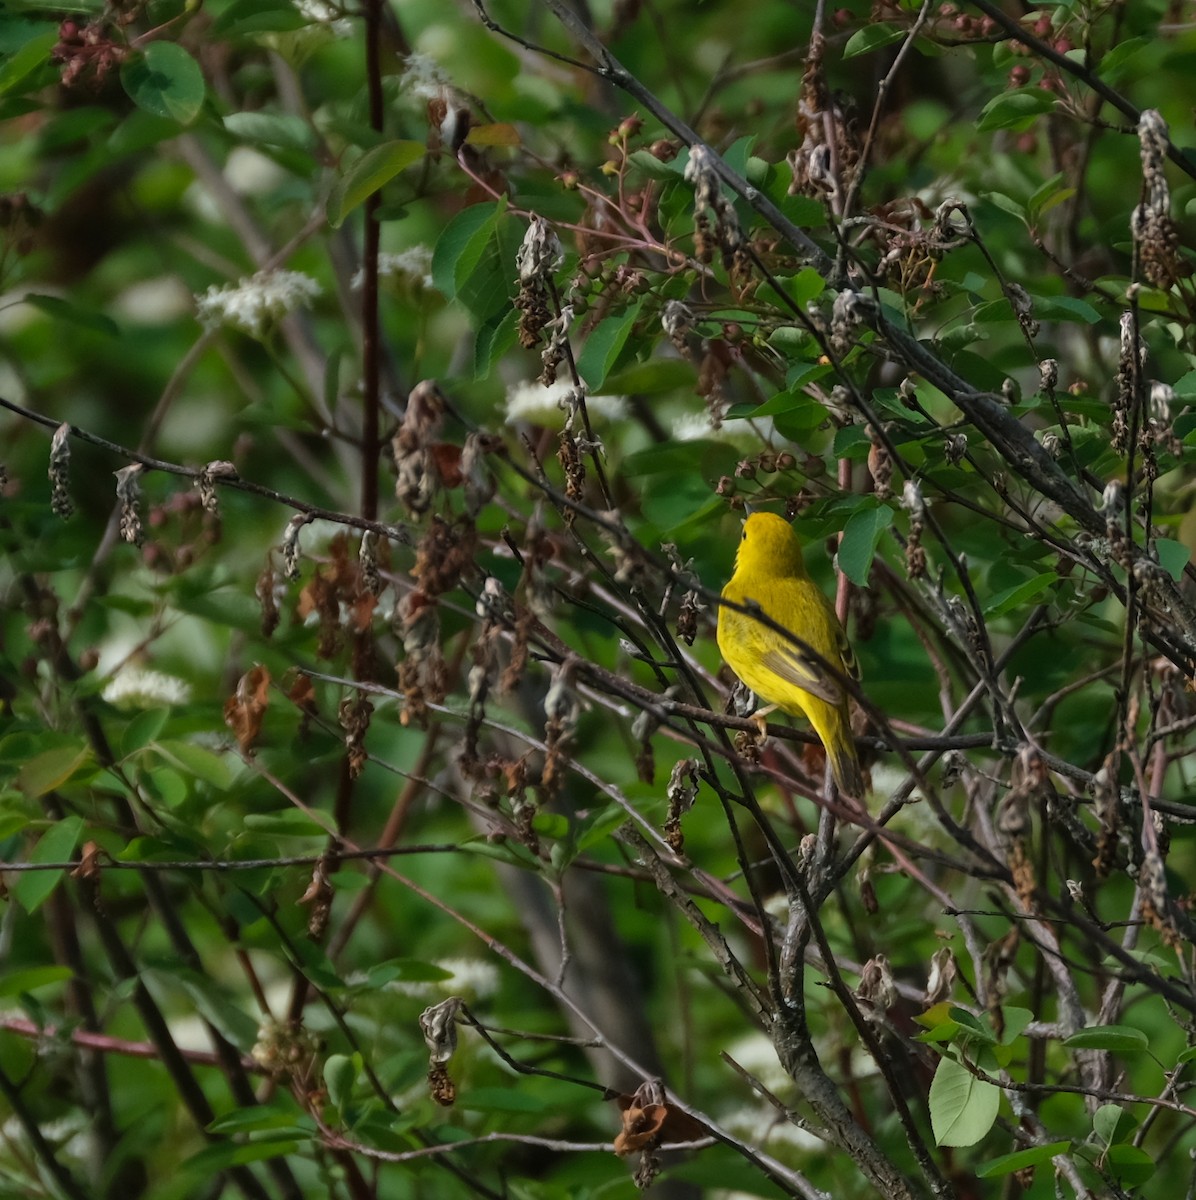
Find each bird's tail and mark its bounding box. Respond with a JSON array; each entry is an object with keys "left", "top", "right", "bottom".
[
  {"left": 831, "top": 742, "right": 864, "bottom": 800},
  {"left": 810, "top": 703, "right": 864, "bottom": 799}
]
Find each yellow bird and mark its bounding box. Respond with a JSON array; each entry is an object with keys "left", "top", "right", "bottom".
[{"left": 717, "top": 512, "right": 863, "bottom": 797}]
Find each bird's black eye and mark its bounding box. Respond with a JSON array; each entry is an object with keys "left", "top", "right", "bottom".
[{"left": 741, "top": 529, "right": 747, "bottom": 541}]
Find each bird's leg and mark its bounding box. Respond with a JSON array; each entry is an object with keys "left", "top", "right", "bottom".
[{"left": 751, "top": 705, "right": 778, "bottom": 741}]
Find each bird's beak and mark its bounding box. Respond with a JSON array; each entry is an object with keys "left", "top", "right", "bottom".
[{"left": 742, "top": 501, "right": 754, "bottom": 516}]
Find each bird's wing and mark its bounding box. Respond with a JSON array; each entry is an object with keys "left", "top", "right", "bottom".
[
  {"left": 745, "top": 583, "right": 855, "bottom": 704},
  {"left": 757, "top": 642, "right": 844, "bottom": 705},
  {"left": 834, "top": 613, "right": 861, "bottom": 682}
]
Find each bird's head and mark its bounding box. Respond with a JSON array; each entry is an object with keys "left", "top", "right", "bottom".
[{"left": 735, "top": 511, "right": 807, "bottom": 576}]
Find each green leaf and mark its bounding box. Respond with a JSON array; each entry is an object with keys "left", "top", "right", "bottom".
[
  {"left": 976, "top": 1142, "right": 1071, "bottom": 1178},
  {"left": 929, "top": 1053, "right": 1000, "bottom": 1147},
  {"left": 948, "top": 1007, "right": 998, "bottom": 1045},
  {"left": 181, "top": 1139, "right": 301, "bottom": 1174},
  {"left": 1106, "top": 1144, "right": 1155, "bottom": 1187},
  {"left": 976, "top": 88, "right": 1057, "bottom": 133},
  {"left": 837, "top": 504, "right": 894, "bottom": 586},
  {"left": 0, "top": 965, "right": 74, "bottom": 996},
  {"left": 472, "top": 305, "right": 519, "bottom": 380},
  {"left": 1154, "top": 538, "right": 1190, "bottom": 581},
  {"left": 22, "top": 293, "right": 119, "bottom": 337},
  {"left": 433, "top": 202, "right": 498, "bottom": 300},
  {"left": 171, "top": 972, "right": 260, "bottom": 1050},
  {"left": 324, "top": 1054, "right": 358, "bottom": 1117},
  {"left": 982, "top": 572, "right": 1056, "bottom": 617},
  {"left": 1027, "top": 179, "right": 1075, "bottom": 223},
  {"left": 0, "top": 29, "right": 57, "bottom": 97},
  {"left": 843, "top": 22, "right": 905, "bottom": 58},
  {"left": 458, "top": 1087, "right": 550, "bottom": 1114},
  {"left": 242, "top": 810, "right": 329, "bottom": 837},
  {"left": 121, "top": 42, "right": 206, "bottom": 126},
  {"left": 431, "top": 199, "right": 514, "bottom": 320},
  {"left": 208, "top": 1104, "right": 314, "bottom": 1137},
  {"left": 1031, "top": 294, "right": 1101, "bottom": 324},
  {"left": 213, "top": 0, "right": 307, "bottom": 36},
  {"left": 223, "top": 111, "right": 314, "bottom": 152},
  {"left": 362, "top": 959, "right": 453, "bottom": 988},
  {"left": 12, "top": 815, "right": 85, "bottom": 913},
  {"left": 18, "top": 744, "right": 93, "bottom": 799},
  {"left": 604, "top": 359, "right": 694, "bottom": 395},
  {"left": 120, "top": 708, "right": 170, "bottom": 757},
  {"left": 778, "top": 268, "right": 826, "bottom": 307},
  {"left": 153, "top": 740, "right": 235, "bottom": 792},
  {"left": 1097, "top": 37, "right": 1150, "bottom": 85},
  {"left": 983, "top": 192, "right": 1027, "bottom": 221},
  {"left": 627, "top": 149, "right": 686, "bottom": 180},
  {"left": 326, "top": 140, "right": 425, "bottom": 228},
  {"left": 998, "top": 1006, "right": 1034, "bottom": 1044},
  {"left": 1063, "top": 1025, "right": 1149, "bottom": 1053},
  {"left": 576, "top": 300, "right": 644, "bottom": 392},
  {"left": 1093, "top": 1103, "right": 1134, "bottom": 1147}
]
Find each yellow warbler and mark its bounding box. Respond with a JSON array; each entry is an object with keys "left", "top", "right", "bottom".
[{"left": 717, "top": 512, "right": 863, "bottom": 797}]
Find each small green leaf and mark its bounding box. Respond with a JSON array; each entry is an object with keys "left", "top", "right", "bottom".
[
  {"left": 153, "top": 740, "right": 234, "bottom": 792},
  {"left": 0, "top": 30, "right": 57, "bottom": 97},
  {"left": 12, "top": 816, "right": 85, "bottom": 913},
  {"left": 976, "top": 1142, "right": 1072, "bottom": 1178},
  {"left": 1097, "top": 37, "right": 1150, "bottom": 85},
  {"left": 577, "top": 300, "right": 644, "bottom": 392},
  {"left": 223, "top": 111, "right": 313, "bottom": 152},
  {"left": 0, "top": 965, "right": 74, "bottom": 996},
  {"left": 779, "top": 267, "right": 826, "bottom": 307},
  {"left": 1093, "top": 1103, "right": 1134, "bottom": 1147},
  {"left": 948, "top": 1007, "right": 998, "bottom": 1045},
  {"left": 1064, "top": 1025, "right": 1149, "bottom": 1053},
  {"left": 837, "top": 504, "right": 894, "bottom": 586},
  {"left": 431, "top": 199, "right": 514, "bottom": 320},
  {"left": 362, "top": 959, "right": 453, "bottom": 988},
  {"left": 1153, "top": 538, "right": 1190, "bottom": 581},
  {"left": 929, "top": 1054, "right": 1000, "bottom": 1147},
  {"left": 458, "top": 1087, "right": 550, "bottom": 1114},
  {"left": 983, "top": 192, "right": 1027, "bottom": 220},
  {"left": 121, "top": 42, "right": 206, "bottom": 126},
  {"left": 170, "top": 972, "right": 260, "bottom": 1050},
  {"left": 181, "top": 1139, "right": 301, "bottom": 1174},
  {"left": 604, "top": 359, "right": 694, "bottom": 395},
  {"left": 327, "top": 140, "right": 425, "bottom": 228},
  {"left": 1031, "top": 294, "right": 1101, "bottom": 324},
  {"left": 120, "top": 709, "right": 170, "bottom": 757},
  {"left": 843, "top": 22, "right": 905, "bottom": 59},
  {"left": 976, "top": 88, "right": 1056, "bottom": 133},
  {"left": 23, "top": 293, "right": 119, "bottom": 337},
  {"left": 983, "top": 572, "right": 1056, "bottom": 617},
  {"left": 324, "top": 1054, "right": 358, "bottom": 1116},
  {"left": 627, "top": 149, "right": 686, "bottom": 180},
  {"left": 1026, "top": 172, "right": 1071, "bottom": 223},
  {"left": 213, "top": 0, "right": 307, "bottom": 36},
  {"left": 242, "top": 810, "right": 329, "bottom": 837},
  {"left": 1106, "top": 1144, "right": 1155, "bottom": 1187},
  {"left": 998, "top": 1006, "right": 1034, "bottom": 1044},
  {"left": 18, "top": 745, "right": 93, "bottom": 799},
  {"left": 208, "top": 1105, "right": 313, "bottom": 1137}
]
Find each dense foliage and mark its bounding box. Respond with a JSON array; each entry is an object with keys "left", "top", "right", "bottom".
[{"left": 2, "top": 1, "right": 1196, "bottom": 1197}]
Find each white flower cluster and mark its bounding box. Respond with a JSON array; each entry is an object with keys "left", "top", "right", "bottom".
[
  {"left": 294, "top": 0, "right": 353, "bottom": 36},
  {"left": 673, "top": 411, "right": 778, "bottom": 445},
  {"left": 365, "top": 957, "right": 500, "bottom": 1000},
  {"left": 102, "top": 667, "right": 191, "bottom": 709},
  {"left": 504, "top": 378, "right": 628, "bottom": 426},
  {"left": 400, "top": 52, "right": 450, "bottom": 101},
  {"left": 351, "top": 246, "right": 435, "bottom": 291},
  {"left": 195, "top": 269, "right": 321, "bottom": 337}
]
